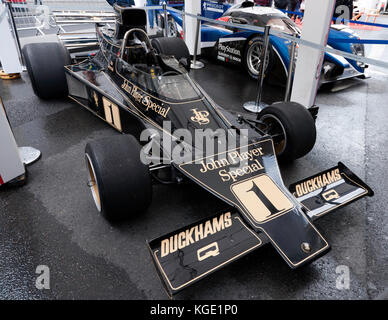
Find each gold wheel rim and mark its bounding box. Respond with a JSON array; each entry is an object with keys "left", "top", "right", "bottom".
[{"left": 86, "top": 154, "right": 101, "bottom": 212}]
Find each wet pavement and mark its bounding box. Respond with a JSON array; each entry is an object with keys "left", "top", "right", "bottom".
[{"left": 0, "top": 42, "right": 387, "bottom": 299}]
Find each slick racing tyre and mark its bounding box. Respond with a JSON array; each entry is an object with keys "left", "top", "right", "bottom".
[
  {"left": 85, "top": 135, "right": 152, "bottom": 221},
  {"left": 244, "top": 36, "right": 274, "bottom": 79},
  {"left": 151, "top": 37, "right": 190, "bottom": 62},
  {"left": 258, "top": 102, "right": 316, "bottom": 162},
  {"left": 22, "top": 42, "right": 71, "bottom": 99}
]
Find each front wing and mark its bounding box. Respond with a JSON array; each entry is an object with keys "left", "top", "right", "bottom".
[{"left": 148, "top": 163, "right": 373, "bottom": 296}]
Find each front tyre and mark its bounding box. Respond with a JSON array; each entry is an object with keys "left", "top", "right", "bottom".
[
  {"left": 244, "top": 37, "right": 274, "bottom": 80},
  {"left": 85, "top": 135, "right": 152, "bottom": 221},
  {"left": 258, "top": 102, "right": 316, "bottom": 162}
]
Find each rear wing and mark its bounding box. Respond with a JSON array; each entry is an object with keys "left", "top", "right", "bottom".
[{"left": 148, "top": 162, "right": 373, "bottom": 296}]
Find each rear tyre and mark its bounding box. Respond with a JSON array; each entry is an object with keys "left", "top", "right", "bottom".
[
  {"left": 258, "top": 102, "right": 316, "bottom": 162},
  {"left": 244, "top": 36, "right": 274, "bottom": 80},
  {"left": 85, "top": 135, "right": 152, "bottom": 221},
  {"left": 151, "top": 37, "right": 190, "bottom": 62},
  {"left": 22, "top": 42, "right": 71, "bottom": 99}
]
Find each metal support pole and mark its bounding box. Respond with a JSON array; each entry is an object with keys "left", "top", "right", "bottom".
[
  {"left": 284, "top": 41, "right": 297, "bottom": 102},
  {"left": 163, "top": 2, "right": 168, "bottom": 37},
  {"left": 5, "top": 2, "right": 24, "bottom": 66},
  {"left": 243, "top": 25, "right": 271, "bottom": 114},
  {"left": 190, "top": 14, "right": 204, "bottom": 69},
  {"left": 256, "top": 25, "right": 270, "bottom": 106}
]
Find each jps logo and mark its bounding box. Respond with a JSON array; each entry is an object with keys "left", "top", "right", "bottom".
[{"left": 191, "top": 108, "right": 210, "bottom": 125}]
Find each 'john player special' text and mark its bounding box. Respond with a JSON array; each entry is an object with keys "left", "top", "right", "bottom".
[{"left": 199, "top": 146, "right": 264, "bottom": 182}]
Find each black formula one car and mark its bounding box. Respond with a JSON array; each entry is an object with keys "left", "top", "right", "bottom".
[{"left": 23, "top": 5, "right": 373, "bottom": 297}]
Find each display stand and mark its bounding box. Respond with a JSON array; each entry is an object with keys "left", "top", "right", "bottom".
[{"left": 243, "top": 25, "right": 271, "bottom": 114}]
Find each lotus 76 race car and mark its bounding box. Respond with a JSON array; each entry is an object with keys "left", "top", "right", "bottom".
[{"left": 22, "top": 5, "right": 373, "bottom": 297}]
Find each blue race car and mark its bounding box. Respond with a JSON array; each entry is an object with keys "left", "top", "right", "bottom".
[{"left": 168, "top": 1, "right": 367, "bottom": 85}]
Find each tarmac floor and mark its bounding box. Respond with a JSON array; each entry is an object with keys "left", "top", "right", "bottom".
[{"left": 0, "top": 51, "right": 387, "bottom": 299}]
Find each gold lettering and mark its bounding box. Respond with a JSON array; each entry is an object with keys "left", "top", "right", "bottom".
[
  {"left": 142, "top": 95, "right": 150, "bottom": 107},
  {"left": 170, "top": 235, "right": 178, "bottom": 254},
  {"left": 195, "top": 224, "right": 203, "bottom": 242},
  {"left": 326, "top": 171, "right": 335, "bottom": 184},
  {"left": 228, "top": 151, "right": 239, "bottom": 164},
  {"left": 322, "top": 174, "right": 329, "bottom": 186},
  {"left": 160, "top": 212, "right": 234, "bottom": 257},
  {"left": 178, "top": 232, "right": 185, "bottom": 249},
  {"left": 316, "top": 175, "right": 323, "bottom": 188},
  {"left": 185, "top": 228, "right": 195, "bottom": 246},
  {"left": 253, "top": 159, "right": 263, "bottom": 170},
  {"left": 295, "top": 169, "right": 344, "bottom": 197},
  {"left": 203, "top": 221, "right": 214, "bottom": 238},
  {"left": 163, "top": 106, "right": 170, "bottom": 117},
  {"left": 306, "top": 180, "right": 313, "bottom": 192},
  {"left": 219, "top": 169, "right": 230, "bottom": 182},
  {"left": 334, "top": 168, "right": 341, "bottom": 181},
  {"left": 224, "top": 212, "right": 232, "bottom": 228},
  {"left": 219, "top": 157, "right": 230, "bottom": 167},
  {"left": 301, "top": 182, "right": 308, "bottom": 195},
  {"left": 212, "top": 215, "right": 225, "bottom": 233},
  {"left": 296, "top": 184, "right": 303, "bottom": 197},
  {"left": 199, "top": 160, "right": 208, "bottom": 173},
  {"left": 161, "top": 239, "right": 169, "bottom": 257}
]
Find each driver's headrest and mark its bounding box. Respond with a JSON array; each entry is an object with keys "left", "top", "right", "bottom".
[
  {"left": 114, "top": 5, "right": 147, "bottom": 27},
  {"left": 114, "top": 5, "right": 147, "bottom": 38}
]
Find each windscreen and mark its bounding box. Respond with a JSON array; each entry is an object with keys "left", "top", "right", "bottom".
[
  {"left": 117, "top": 61, "right": 202, "bottom": 102},
  {"left": 156, "top": 74, "right": 201, "bottom": 101}
]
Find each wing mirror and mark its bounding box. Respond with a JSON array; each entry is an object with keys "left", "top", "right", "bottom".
[{"left": 179, "top": 57, "right": 191, "bottom": 72}]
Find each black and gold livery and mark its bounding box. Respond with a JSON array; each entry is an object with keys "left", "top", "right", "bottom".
[
  {"left": 149, "top": 160, "right": 373, "bottom": 295},
  {"left": 22, "top": 6, "right": 374, "bottom": 297}
]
